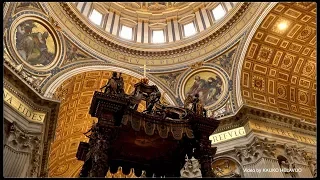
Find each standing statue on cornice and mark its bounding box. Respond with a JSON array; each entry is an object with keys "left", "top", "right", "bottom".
[
  {"left": 100, "top": 72, "right": 124, "bottom": 95},
  {"left": 116, "top": 73, "right": 125, "bottom": 95},
  {"left": 191, "top": 94, "right": 207, "bottom": 117},
  {"left": 143, "top": 91, "right": 161, "bottom": 114}
]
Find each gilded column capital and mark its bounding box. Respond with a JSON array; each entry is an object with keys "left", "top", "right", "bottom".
[
  {"left": 166, "top": 16, "right": 177, "bottom": 21},
  {"left": 192, "top": 3, "right": 205, "bottom": 12},
  {"left": 138, "top": 18, "right": 149, "bottom": 23}
]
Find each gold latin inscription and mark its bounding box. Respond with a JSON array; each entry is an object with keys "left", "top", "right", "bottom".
[
  {"left": 3, "top": 88, "right": 46, "bottom": 123},
  {"left": 210, "top": 127, "right": 246, "bottom": 144},
  {"left": 249, "top": 121, "right": 316, "bottom": 145}
]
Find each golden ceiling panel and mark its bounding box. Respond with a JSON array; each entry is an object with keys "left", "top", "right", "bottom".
[
  {"left": 48, "top": 71, "right": 144, "bottom": 177},
  {"left": 241, "top": 2, "right": 316, "bottom": 123}
]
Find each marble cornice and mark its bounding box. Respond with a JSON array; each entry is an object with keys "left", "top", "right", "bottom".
[
  {"left": 216, "top": 105, "right": 316, "bottom": 136},
  {"left": 58, "top": 2, "right": 250, "bottom": 57}
]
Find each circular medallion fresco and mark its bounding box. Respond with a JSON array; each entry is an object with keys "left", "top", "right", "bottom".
[
  {"left": 9, "top": 16, "right": 61, "bottom": 71},
  {"left": 15, "top": 20, "right": 55, "bottom": 66},
  {"left": 180, "top": 68, "right": 228, "bottom": 109}
]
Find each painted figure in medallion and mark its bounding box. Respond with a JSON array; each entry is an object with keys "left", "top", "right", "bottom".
[
  {"left": 185, "top": 71, "right": 223, "bottom": 106},
  {"left": 15, "top": 20, "right": 55, "bottom": 66}
]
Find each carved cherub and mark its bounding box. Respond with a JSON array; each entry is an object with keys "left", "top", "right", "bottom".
[{"left": 180, "top": 154, "right": 202, "bottom": 178}]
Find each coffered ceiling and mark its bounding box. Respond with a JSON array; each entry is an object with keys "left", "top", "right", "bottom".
[{"left": 241, "top": 2, "right": 316, "bottom": 123}]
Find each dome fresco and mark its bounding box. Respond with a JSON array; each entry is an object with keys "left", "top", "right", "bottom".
[{"left": 71, "top": 2, "right": 240, "bottom": 46}]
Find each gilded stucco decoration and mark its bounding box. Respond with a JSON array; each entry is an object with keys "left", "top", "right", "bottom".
[
  {"left": 152, "top": 40, "right": 240, "bottom": 118},
  {"left": 48, "top": 71, "right": 146, "bottom": 177},
  {"left": 61, "top": 38, "right": 93, "bottom": 67},
  {"left": 14, "top": 2, "right": 41, "bottom": 12},
  {"left": 207, "top": 43, "right": 238, "bottom": 76},
  {"left": 155, "top": 71, "right": 183, "bottom": 93},
  {"left": 241, "top": 2, "right": 316, "bottom": 123}
]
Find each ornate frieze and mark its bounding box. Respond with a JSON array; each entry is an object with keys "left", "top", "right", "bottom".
[{"left": 4, "top": 66, "right": 60, "bottom": 177}]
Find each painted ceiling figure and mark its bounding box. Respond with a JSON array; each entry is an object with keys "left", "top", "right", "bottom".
[
  {"left": 187, "top": 75, "right": 222, "bottom": 105},
  {"left": 16, "top": 21, "right": 54, "bottom": 66},
  {"left": 187, "top": 76, "right": 206, "bottom": 97},
  {"left": 202, "top": 77, "right": 222, "bottom": 105}
]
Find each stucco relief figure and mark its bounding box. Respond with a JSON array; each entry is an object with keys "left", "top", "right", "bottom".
[
  {"left": 180, "top": 155, "right": 202, "bottom": 178},
  {"left": 185, "top": 72, "right": 223, "bottom": 106},
  {"left": 15, "top": 21, "right": 55, "bottom": 66}
]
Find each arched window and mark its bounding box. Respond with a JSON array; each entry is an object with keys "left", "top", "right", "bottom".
[
  {"left": 212, "top": 4, "right": 226, "bottom": 21},
  {"left": 183, "top": 22, "right": 196, "bottom": 37},
  {"left": 89, "top": 9, "right": 103, "bottom": 26},
  {"left": 120, "top": 25, "right": 133, "bottom": 40},
  {"left": 152, "top": 30, "right": 165, "bottom": 43}
]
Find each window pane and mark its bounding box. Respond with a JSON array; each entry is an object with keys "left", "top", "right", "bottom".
[
  {"left": 152, "top": 30, "right": 165, "bottom": 43},
  {"left": 89, "top": 9, "right": 102, "bottom": 26},
  {"left": 212, "top": 4, "right": 226, "bottom": 21},
  {"left": 183, "top": 22, "right": 196, "bottom": 37},
  {"left": 120, "top": 25, "right": 133, "bottom": 40}
]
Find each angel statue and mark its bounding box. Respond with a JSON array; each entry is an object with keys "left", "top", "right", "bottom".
[{"left": 180, "top": 154, "right": 202, "bottom": 178}]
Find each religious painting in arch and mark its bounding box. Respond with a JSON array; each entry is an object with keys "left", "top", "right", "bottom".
[
  {"left": 184, "top": 71, "right": 223, "bottom": 107},
  {"left": 14, "top": 20, "right": 56, "bottom": 67}
]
